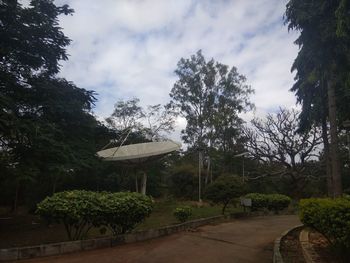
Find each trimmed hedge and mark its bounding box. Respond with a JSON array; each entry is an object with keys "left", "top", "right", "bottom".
[
  {"left": 245, "top": 193, "right": 291, "bottom": 212},
  {"left": 245, "top": 193, "right": 268, "bottom": 211},
  {"left": 37, "top": 190, "right": 153, "bottom": 240},
  {"left": 98, "top": 192, "right": 154, "bottom": 235},
  {"left": 299, "top": 198, "right": 350, "bottom": 261},
  {"left": 173, "top": 206, "right": 192, "bottom": 222}
]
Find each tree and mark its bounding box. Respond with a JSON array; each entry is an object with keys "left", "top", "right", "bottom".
[
  {"left": 143, "top": 104, "right": 176, "bottom": 141},
  {"left": 205, "top": 175, "right": 246, "bottom": 214},
  {"left": 105, "top": 98, "right": 144, "bottom": 131},
  {"left": 106, "top": 98, "right": 176, "bottom": 141},
  {"left": 169, "top": 163, "right": 198, "bottom": 199},
  {"left": 169, "top": 50, "right": 254, "bottom": 151},
  {"left": 0, "top": 0, "right": 101, "bottom": 210},
  {"left": 285, "top": 0, "right": 350, "bottom": 196},
  {"left": 105, "top": 98, "right": 176, "bottom": 195},
  {"left": 243, "top": 108, "right": 323, "bottom": 197}
]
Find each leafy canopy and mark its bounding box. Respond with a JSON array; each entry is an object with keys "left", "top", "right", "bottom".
[
  {"left": 169, "top": 50, "right": 254, "bottom": 151},
  {"left": 205, "top": 175, "right": 246, "bottom": 214}
]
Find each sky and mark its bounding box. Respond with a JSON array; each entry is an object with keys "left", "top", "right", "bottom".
[{"left": 54, "top": 0, "right": 300, "bottom": 140}]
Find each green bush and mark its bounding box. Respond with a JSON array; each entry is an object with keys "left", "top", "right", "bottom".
[
  {"left": 245, "top": 193, "right": 269, "bottom": 211},
  {"left": 267, "top": 194, "right": 292, "bottom": 212},
  {"left": 245, "top": 193, "right": 291, "bottom": 212},
  {"left": 98, "top": 192, "right": 153, "bottom": 235},
  {"left": 205, "top": 175, "right": 246, "bottom": 214},
  {"left": 36, "top": 190, "right": 153, "bottom": 240},
  {"left": 299, "top": 198, "right": 350, "bottom": 261},
  {"left": 173, "top": 206, "right": 192, "bottom": 222},
  {"left": 169, "top": 164, "right": 197, "bottom": 199}
]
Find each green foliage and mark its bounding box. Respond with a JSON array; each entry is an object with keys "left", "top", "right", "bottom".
[
  {"left": 36, "top": 190, "right": 153, "bottom": 240},
  {"left": 173, "top": 206, "right": 192, "bottom": 223},
  {"left": 36, "top": 190, "right": 100, "bottom": 240},
  {"left": 245, "top": 193, "right": 269, "bottom": 211},
  {"left": 285, "top": 0, "right": 350, "bottom": 197},
  {"left": 205, "top": 175, "right": 246, "bottom": 214},
  {"left": 245, "top": 193, "right": 291, "bottom": 212},
  {"left": 105, "top": 98, "right": 176, "bottom": 140},
  {"left": 169, "top": 50, "right": 254, "bottom": 151},
  {"left": 299, "top": 198, "right": 350, "bottom": 261},
  {"left": 267, "top": 194, "right": 292, "bottom": 212},
  {"left": 0, "top": 0, "right": 110, "bottom": 210},
  {"left": 169, "top": 164, "right": 197, "bottom": 199},
  {"left": 285, "top": 0, "right": 350, "bottom": 128},
  {"left": 97, "top": 192, "right": 153, "bottom": 235}
]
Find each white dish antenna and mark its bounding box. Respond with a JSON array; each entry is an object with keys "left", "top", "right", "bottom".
[{"left": 97, "top": 141, "right": 181, "bottom": 164}]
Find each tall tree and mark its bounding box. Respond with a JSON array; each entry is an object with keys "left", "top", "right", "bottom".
[
  {"left": 105, "top": 98, "right": 176, "bottom": 195},
  {"left": 144, "top": 104, "right": 176, "bottom": 141},
  {"left": 285, "top": 0, "right": 350, "bottom": 196},
  {"left": 169, "top": 50, "right": 254, "bottom": 151},
  {"left": 106, "top": 98, "right": 176, "bottom": 141},
  {"left": 243, "top": 108, "right": 323, "bottom": 197},
  {"left": 0, "top": 0, "right": 100, "bottom": 209},
  {"left": 105, "top": 98, "right": 144, "bottom": 131}
]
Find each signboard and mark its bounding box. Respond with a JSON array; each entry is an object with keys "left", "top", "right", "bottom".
[{"left": 240, "top": 198, "right": 252, "bottom": 207}]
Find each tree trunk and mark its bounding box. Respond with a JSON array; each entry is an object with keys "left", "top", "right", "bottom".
[
  {"left": 327, "top": 79, "right": 342, "bottom": 197},
  {"left": 222, "top": 202, "right": 229, "bottom": 215},
  {"left": 205, "top": 157, "right": 210, "bottom": 185},
  {"left": 198, "top": 151, "right": 202, "bottom": 202},
  {"left": 141, "top": 171, "right": 147, "bottom": 195},
  {"left": 13, "top": 180, "right": 20, "bottom": 214},
  {"left": 134, "top": 170, "right": 139, "bottom": 193},
  {"left": 321, "top": 115, "right": 333, "bottom": 196}
]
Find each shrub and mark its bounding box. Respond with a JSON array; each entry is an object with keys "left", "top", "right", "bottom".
[
  {"left": 173, "top": 206, "right": 192, "bottom": 222},
  {"left": 205, "top": 175, "right": 246, "bottom": 214},
  {"left": 267, "top": 194, "right": 291, "bottom": 212},
  {"left": 98, "top": 192, "right": 153, "bottom": 235},
  {"left": 245, "top": 193, "right": 269, "bottom": 211},
  {"left": 169, "top": 164, "right": 197, "bottom": 199},
  {"left": 299, "top": 198, "right": 350, "bottom": 261},
  {"left": 245, "top": 193, "right": 291, "bottom": 212},
  {"left": 36, "top": 190, "right": 153, "bottom": 240},
  {"left": 36, "top": 190, "right": 101, "bottom": 240}
]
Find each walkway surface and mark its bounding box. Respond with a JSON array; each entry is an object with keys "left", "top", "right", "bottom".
[{"left": 23, "top": 215, "right": 300, "bottom": 263}]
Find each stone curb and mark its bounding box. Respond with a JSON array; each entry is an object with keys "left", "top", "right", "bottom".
[
  {"left": 273, "top": 224, "right": 303, "bottom": 263},
  {"left": 0, "top": 215, "right": 224, "bottom": 261},
  {"left": 299, "top": 228, "right": 318, "bottom": 263}
]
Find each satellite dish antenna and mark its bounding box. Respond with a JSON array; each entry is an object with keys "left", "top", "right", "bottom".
[
  {"left": 97, "top": 140, "right": 181, "bottom": 195},
  {"left": 97, "top": 141, "right": 181, "bottom": 164}
]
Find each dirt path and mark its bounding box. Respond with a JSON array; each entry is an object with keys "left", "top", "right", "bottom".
[{"left": 22, "top": 215, "right": 300, "bottom": 263}]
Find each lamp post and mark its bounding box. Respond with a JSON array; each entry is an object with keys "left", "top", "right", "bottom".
[
  {"left": 197, "top": 147, "right": 204, "bottom": 203},
  {"left": 233, "top": 152, "right": 250, "bottom": 182}
]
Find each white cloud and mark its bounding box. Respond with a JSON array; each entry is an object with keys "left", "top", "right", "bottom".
[{"left": 55, "top": 0, "right": 300, "bottom": 140}]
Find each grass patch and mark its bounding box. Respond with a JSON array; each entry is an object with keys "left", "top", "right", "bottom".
[
  {"left": 135, "top": 199, "right": 243, "bottom": 231},
  {"left": 0, "top": 200, "right": 243, "bottom": 248}
]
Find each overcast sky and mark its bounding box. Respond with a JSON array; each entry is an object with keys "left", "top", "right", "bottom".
[{"left": 54, "top": 0, "right": 300, "bottom": 140}]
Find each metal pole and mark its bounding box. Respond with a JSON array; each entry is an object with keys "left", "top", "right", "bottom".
[
  {"left": 242, "top": 157, "right": 245, "bottom": 182},
  {"left": 233, "top": 152, "right": 249, "bottom": 181},
  {"left": 198, "top": 151, "right": 202, "bottom": 202}
]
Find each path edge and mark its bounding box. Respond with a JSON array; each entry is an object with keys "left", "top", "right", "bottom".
[
  {"left": 273, "top": 224, "right": 303, "bottom": 263},
  {"left": 0, "top": 215, "right": 225, "bottom": 261},
  {"left": 299, "top": 228, "right": 318, "bottom": 263}
]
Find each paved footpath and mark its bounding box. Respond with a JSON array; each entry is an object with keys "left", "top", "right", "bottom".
[{"left": 23, "top": 215, "right": 300, "bottom": 263}]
